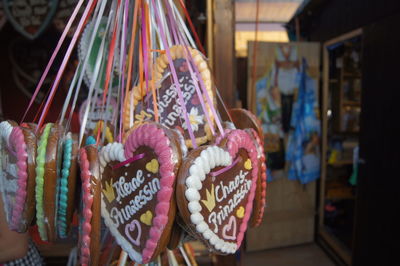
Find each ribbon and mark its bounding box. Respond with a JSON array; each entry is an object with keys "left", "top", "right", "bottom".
[
  {"left": 211, "top": 157, "right": 240, "bottom": 177},
  {"left": 112, "top": 153, "right": 145, "bottom": 169},
  {"left": 151, "top": 0, "right": 197, "bottom": 148}
]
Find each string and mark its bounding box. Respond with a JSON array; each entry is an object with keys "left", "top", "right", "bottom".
[
  {"left": 145, "top": 2, "right": 159, "bottom": 122},
  {"left": 166, "top": 1, "right": 225, "bottom": 137},
  {"left": 102, "top": 0, "right": 122, "bottom": 106},
  {"left": 112, "top": 153, "right": 145, "bottom": 169},
  {"left": 164, "top": 2, "right": 215, "bottom": 135},
  {"left": 124, "top": 0, "right": 140, "bottom": 130},
  {"left": 79, "top": 1, "right": 116, "bottom": 146},
  {"left": 20, "top": 0, "right": 86, "bottom": 123},
  {"left": 177, "top": 0, "right": 205, "bottom": 55},
  {"left": 152, "top": 0, "right": 197, "bottom": 148},
  {"left": 250, "top": 0, "right": 261, "bottom": 112},
  {"left": 36, "top": 0, "right": 98, "bottom": 133},
  {"left": 117, "top": 0, "right": 130, "bottom": 142}
]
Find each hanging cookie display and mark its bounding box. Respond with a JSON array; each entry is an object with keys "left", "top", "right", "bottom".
[
  {"left": 176, "top": 129, "right": 259, "bottom": 254},
  {"left": 133, "top": 45, "right": 215, "bottom": 148},
  {"left": 79, "top": 145, "right": 101, "bottom": 266},
  {"left": 99, "top": 122, "right": 181, "bottom": 263},
  {"left": 57, "top": 132, "right": 79, "bottom": 238}
]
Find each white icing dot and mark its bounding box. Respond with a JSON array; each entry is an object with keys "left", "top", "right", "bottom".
[
  {"left": 210, "top": 235, "right": 218, "bottom": 245},
  {"left": 147, "top": 174, "right": 151, "bottom": 178},
  {"left": 196, "top": 222, "right": 208, "bottom": 233},
  {"left": 190, "top": 164, "right": 205, "bottom": 180},
  {"left": 186, "top": 176, "right": 202, "bottom": 190},
  {"left": 188, "top": 201, "right": 202, "bottom": 213},
  {"left": 125, "top": 172, "right": 128, "bottom": 176},
  {"left": 185, "top": 188, "right": 200, "bottom": 201},
  {"left": 203, "top": 230, "right": 212, "bottom": 240},
  {"left": 190, "top": 213, "right": 204, "bottom": 224}
]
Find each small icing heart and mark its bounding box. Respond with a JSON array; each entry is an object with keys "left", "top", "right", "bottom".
[
  {"left": 222, "top": 216, "right": 237, "bottom": 240},
  {"left": 146, "top": 159, "right": 159, "bottom": 174},
  {"left": 125, "top": 220, "right": 141, "bottom": 246},
  {"left": 236, "top": 206, "right": 245, "bottom": 219},
  {"left": 244, "top": 159, "right": 252, "bottom": 170},
  {"left": 140, "top": 210, "right": 153, "bottom": 226}
]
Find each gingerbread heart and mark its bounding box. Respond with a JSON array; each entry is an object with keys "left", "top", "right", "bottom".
[
  {"left": 35, "top": 123, "right": 63, "bottom": 242},
  {"left": 130, "top": 45, "right": 215, "bottom": 148},
  {"left": 0, "top": 121, "right": 34, "bottom": 232},
  {"left": 79, "top": 145, "right": 101, "bottom": 266},
  {"left": 99, "top": 122, "right": 181, "bottom": 263},
  {"left": 176, "top": 129, "right": 259, "bottom": 254}
]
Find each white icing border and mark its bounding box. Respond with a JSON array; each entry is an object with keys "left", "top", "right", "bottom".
[
  {"left": 184, "top": 146, "right": 238, "bottom": 254},
  {"left": 99, "top": 142, "right": 143, "bottom": 263}
]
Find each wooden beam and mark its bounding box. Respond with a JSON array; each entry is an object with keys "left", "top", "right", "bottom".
[{"left": 212, "top": 0, "right": 236, "bottom": 109}]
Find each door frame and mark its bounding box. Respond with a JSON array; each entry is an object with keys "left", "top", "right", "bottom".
[{"left": 319, "top": 28, "right": 362, "bottom": 266}]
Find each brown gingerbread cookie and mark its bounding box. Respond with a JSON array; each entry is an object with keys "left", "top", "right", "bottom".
[
  {"left": 228, "top": 108, "right": 263, "bottom": 142},
  {"left": 99, "top": 122, "right": 181, "bottom": 264},
  {"left": 130, "top": 45, "right": 215, "bottom": 148},
  {"left": 176, "top": 129, "right": 259, "bottom": 254}
]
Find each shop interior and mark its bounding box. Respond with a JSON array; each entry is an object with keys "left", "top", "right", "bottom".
[{"left": 0, "top": 0, "right": 398, "bottom": 265}]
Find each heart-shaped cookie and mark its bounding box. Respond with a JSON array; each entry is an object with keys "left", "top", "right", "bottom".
[
  {"left": 176, "top": 129, "right": 259, "bottom": 254},
  {"left": 130, "top": 45, "right": 215, "bottom": 148},
  {"left": 0, "top": 120, "right": 36, "bottom": 232},
  {"left": 99, "top": 122, "right": 181, "bottom": 263},
  {"left": 79, "top": 145, "right": 101, "bottom": 266}
]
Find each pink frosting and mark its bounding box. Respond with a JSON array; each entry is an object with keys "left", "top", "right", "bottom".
[
  {"left": 124, "top": 123, "right": 176, "bottom": 263},
  {"left": 223, "top": 129, "right": 259, "bottom": 248},
  {"left": 79, "top": 148, "right": 93, "bottom": 266},
  {"left": 9, "top": 126, "right": 28, "bottom": 231},
  {"left": 248, "top": 129, "right": 267, "bottom": 227}
]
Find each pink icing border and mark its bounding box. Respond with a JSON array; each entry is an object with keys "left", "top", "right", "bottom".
[
  {"left": 248, "top": 128, "right": 267, "bottom": 227},
  {"left": 224, "top": 129, "right": 259, "bottom": 248},
  {"left": 124, "top": 123, "right": 176, "bottom": 263},
  {"left": 9, "top": 126, "right": 28, "bottom": 231},
  {"left": 79, "top": 147, "right": 94, "bottom": 266}
]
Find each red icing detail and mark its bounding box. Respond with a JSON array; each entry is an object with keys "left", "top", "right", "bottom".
[
  {"left": 224, "top": 130, "right": 259, "bottom": 248},
  {"left": 249, "top": 129, "right": 267, "bottom": 227},
  {"left": 79, "top": 148, "right": 93, "bottom": 266}
]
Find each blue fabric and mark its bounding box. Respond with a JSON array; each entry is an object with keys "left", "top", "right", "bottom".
[{"left": 286, "top": 59, "right": 321, "bottom": 184}]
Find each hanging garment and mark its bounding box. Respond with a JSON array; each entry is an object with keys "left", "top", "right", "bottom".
[
  {"left": 256, "top": 74, "right": 286, "bottom": 170},
  {"left": 286, "top": 59, "right": 321, "bottom": 184},
  {"left": 272, "top": 45, "right": 300, "bottom": 133}
]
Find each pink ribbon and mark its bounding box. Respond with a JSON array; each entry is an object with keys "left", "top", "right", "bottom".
[
  {"left": 211, "top": 157, "right": 241, "bottom": 177},
  {"left": 112, "top": 153, "right": 145, "bottom": 170}
]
